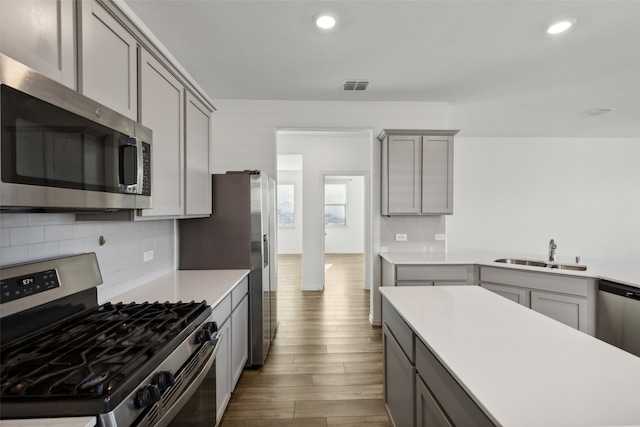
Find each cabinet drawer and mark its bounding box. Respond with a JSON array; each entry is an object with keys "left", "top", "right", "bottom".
[
  {"left": 397, "top": 281, "right": 433, "bottom": 287},
  {"left": 415, "top": 339, "right": 494, "bottom": 426},
  {"left": 382, "top": 298, "right": 414, "bottom": 363},
  {"left": 231, "top": 276, "right": 249, "bottom": 310},
  {"left": 480, "top": 267, "right": 588, "bottom": 297},
  {"left": 397, "top": 265, "right": 468, "bottom": 282},
  {"left": 212, "top": 294, "right": 232, "bottom": 326}
]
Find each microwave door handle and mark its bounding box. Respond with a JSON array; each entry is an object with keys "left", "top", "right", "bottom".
[{"left": 130, "top": 136, "right": 144, "bottom": 194}]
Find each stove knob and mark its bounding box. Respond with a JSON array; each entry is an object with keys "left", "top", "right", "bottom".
[
  {"left": 195, "top": 328, "right": 212, "bottom": 344},
  {"left": 156, "top": 371, "right": 175, "bottom": 392},
  {"left": 135, "top": 384, "right": 161, "bottom": 408},
  {"left": 205, "top": 321, "right": 218, "bottom": 333}
]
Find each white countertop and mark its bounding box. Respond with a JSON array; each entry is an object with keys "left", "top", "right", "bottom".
[
  {"left": 380, "top": 286, "right": 640, "bottom": 427},
  {"left": 110, "top": 269, "right": 250, "bottom": 307},
  {"left": 380, "top": 250, "right": 640, "bottom": 288}
]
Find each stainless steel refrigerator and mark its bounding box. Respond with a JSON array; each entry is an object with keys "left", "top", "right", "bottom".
[{"left": 178, "top": 171, "right": 277, "bottom": 366}]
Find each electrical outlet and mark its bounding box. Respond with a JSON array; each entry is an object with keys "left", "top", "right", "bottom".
[
  {"left": 395, "top": 234, "right": 407, "bottom": 242},
  {"left": 435, "top": 234, "right": 446, "bottom": 241},
  {"left": 143, "top": 250, "right": 154, "bottom": 262}
]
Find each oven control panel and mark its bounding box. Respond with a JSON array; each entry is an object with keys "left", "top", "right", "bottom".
[{"left": 0, "top": 268, "right": 60, "bottom": 304}]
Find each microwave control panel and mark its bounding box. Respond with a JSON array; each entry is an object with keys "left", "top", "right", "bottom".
[{"left": 1, "top": 269, "right": 60, "bottom": 304}]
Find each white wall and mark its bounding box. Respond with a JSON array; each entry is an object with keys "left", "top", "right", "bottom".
[
  {"left": 211, "top": 100, "right": 448, "bottom": 177},
  {"left": 325, "top": 176, "right": 365, "bottom": 254},
  {"left": 448, "top": 137, "right": 640, "bottom": 262},
  {"left": 0, "top": 214, "right": 176, "bottom": 302}
]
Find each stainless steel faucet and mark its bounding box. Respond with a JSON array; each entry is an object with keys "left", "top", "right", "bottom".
[{"left": 548, "top": 239, "right": 557, "bottom": 262}]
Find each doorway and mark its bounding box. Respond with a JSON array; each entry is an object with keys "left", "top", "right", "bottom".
[
  {"left": 276, "top": 129, "right": 372, "bottom": 294},
  {"left": 323, "top": 174, "right": 366, "bottom": 290}
]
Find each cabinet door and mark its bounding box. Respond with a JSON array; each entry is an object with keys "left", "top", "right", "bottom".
[
  {"left": 80, "top": 0, "right": 137, "bottom": 119},
  {"left": 531, "top": 291, "right": 587, "bottom": 332},
  {"left": 231, "top": 294, "right": 249, "bottom": 389},
  {"left": 422, "top": 136, "right": 453, "bottom": 214},
  {"left": 481, "top": 283, "right": 530, "bottom": 306},
  {"left": 383, "top": 324, "right": 415, "bottom": 427},
  {"left": 1, "top": 0, "right": 76, "bottom": 89},
  {"left": 388, "top": 135, "right": 421, "bottom": 214},
  {"left": 139, "top": 49, "right": 184, "bottom": 217},
  {"left": 184, "top": 92, "right": 212, "bottom": 216},
  {"left": 416, "top": 374, "right": 453, "bottom": 427},
  {"left": 216, "top": 318, "right": 231, "bottom": 425}
]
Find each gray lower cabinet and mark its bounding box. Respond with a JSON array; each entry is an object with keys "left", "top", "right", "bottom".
[
  {"left": 415, "top": 340, "right": 494, "bottom": 427},
  {"left": 480, "top": 282, "right": 530, "bottom": 306},
  {"left": 382, "top": 299, "right": 415, "bottom": 427},
  {"left": 530, "top": 290, "right": 587, "bottom": 331},
  {"left": 382, "top": 259, "right": 476, "bottom": 287},
  {"left": 480, "top": 266, "right": 597, "bottom": 335},
  {"left": 211, "top": 277, "right": 250, "bottom": 424},
  {"left": 416, "top": 375, "right": 452, "bottom": 427},
  {"left": 230, "top": 283, "right": 249, "bottom": 388},
  {"left": 383, "top": 297, "right": 494, "bottom": 427}
]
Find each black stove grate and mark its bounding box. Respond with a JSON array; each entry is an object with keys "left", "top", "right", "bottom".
[{"left": 1, "top": 301, "right": 210, "bottom": 403}]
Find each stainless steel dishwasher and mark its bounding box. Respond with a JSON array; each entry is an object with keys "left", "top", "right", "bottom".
[{"left": 597, "top": 280, "right": 640, "bottom": 358}]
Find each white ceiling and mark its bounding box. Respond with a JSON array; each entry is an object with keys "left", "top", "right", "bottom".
[{"left": 123, "top": 0, "right": 640, "bottom": 138}]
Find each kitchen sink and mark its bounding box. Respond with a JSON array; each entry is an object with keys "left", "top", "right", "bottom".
[
  {"left": 548, "top": 263, "right": 588, "bottom": 271},
  {"left": 494, "top": 258, "right": 549, "bottom": 267},
  {"left": 494, "top": 258, "right": 587, "bottom": 271}
]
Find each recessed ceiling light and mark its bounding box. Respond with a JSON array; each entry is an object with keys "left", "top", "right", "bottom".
[
  {"left": 314, "top": 12, "right": 337, "bottom": 30},
  {"left": 547, "top": 19, "right": 576, "bottom": 35}
]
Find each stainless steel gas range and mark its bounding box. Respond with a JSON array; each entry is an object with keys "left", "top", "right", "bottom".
[{"left": 0, "top": 253, "right": 219, "bottom": 426}]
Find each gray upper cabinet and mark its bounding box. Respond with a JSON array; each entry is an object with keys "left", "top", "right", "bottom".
[
  {"left": 184, "top": 92, "right": 212, "bottom": 217},
  {"left": 379, "top": 129, "right": 457, "bottom": 215},
  {"left": 139, "top": 49, "right": 184, "bottom": 218},
  {"left": 0, "top": 0, "right": 76, "bottom": 89},
  {"left": 79, "top": 0, "right": 138, "bottom": 120}
]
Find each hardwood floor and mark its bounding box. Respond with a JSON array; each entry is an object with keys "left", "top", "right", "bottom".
[{"left": 219, "top": 254, "right": 391, "bottom": 427}]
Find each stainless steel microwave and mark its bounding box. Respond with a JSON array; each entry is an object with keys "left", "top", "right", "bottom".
[{"left": 0, "top": 54, "right": 152, "bottom": 212}]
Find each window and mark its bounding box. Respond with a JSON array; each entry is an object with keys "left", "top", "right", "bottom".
[
  {"left": 325, "top": 182, "right": 347, "bottom": 226},
  {"left": 277, "top": 183, "right": 295, "bottom": 227}
]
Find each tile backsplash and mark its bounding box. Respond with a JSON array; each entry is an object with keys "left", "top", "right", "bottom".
[
  {"left": 380, "top": 215, "right": 446, "bottom": 252},
  {"left": 0, "top": 213, "right": 175, "bottom": 303}
]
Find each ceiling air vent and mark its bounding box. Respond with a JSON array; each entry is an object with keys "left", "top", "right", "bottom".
[
  {"left": 581, "top": 108, "right": 614, "bottom": 117},
  {"left": 342, "top": 80, "right": 370, "bottom": 91}
]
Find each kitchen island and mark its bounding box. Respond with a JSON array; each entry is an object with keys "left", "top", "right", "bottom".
[{"left": 380, "top": 286, "right": 640, "bottom": 426}]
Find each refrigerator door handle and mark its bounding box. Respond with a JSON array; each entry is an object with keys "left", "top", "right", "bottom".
[{"left": 263, "top": 234, "right": 269, "bottom": 268}]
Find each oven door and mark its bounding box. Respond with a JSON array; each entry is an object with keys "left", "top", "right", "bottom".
[
  {"left": 129, "top": 332, "right": 219, "bottom": 427},
  {"left": 167, "top": 354, "right": 217, "bottom": 426}
]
